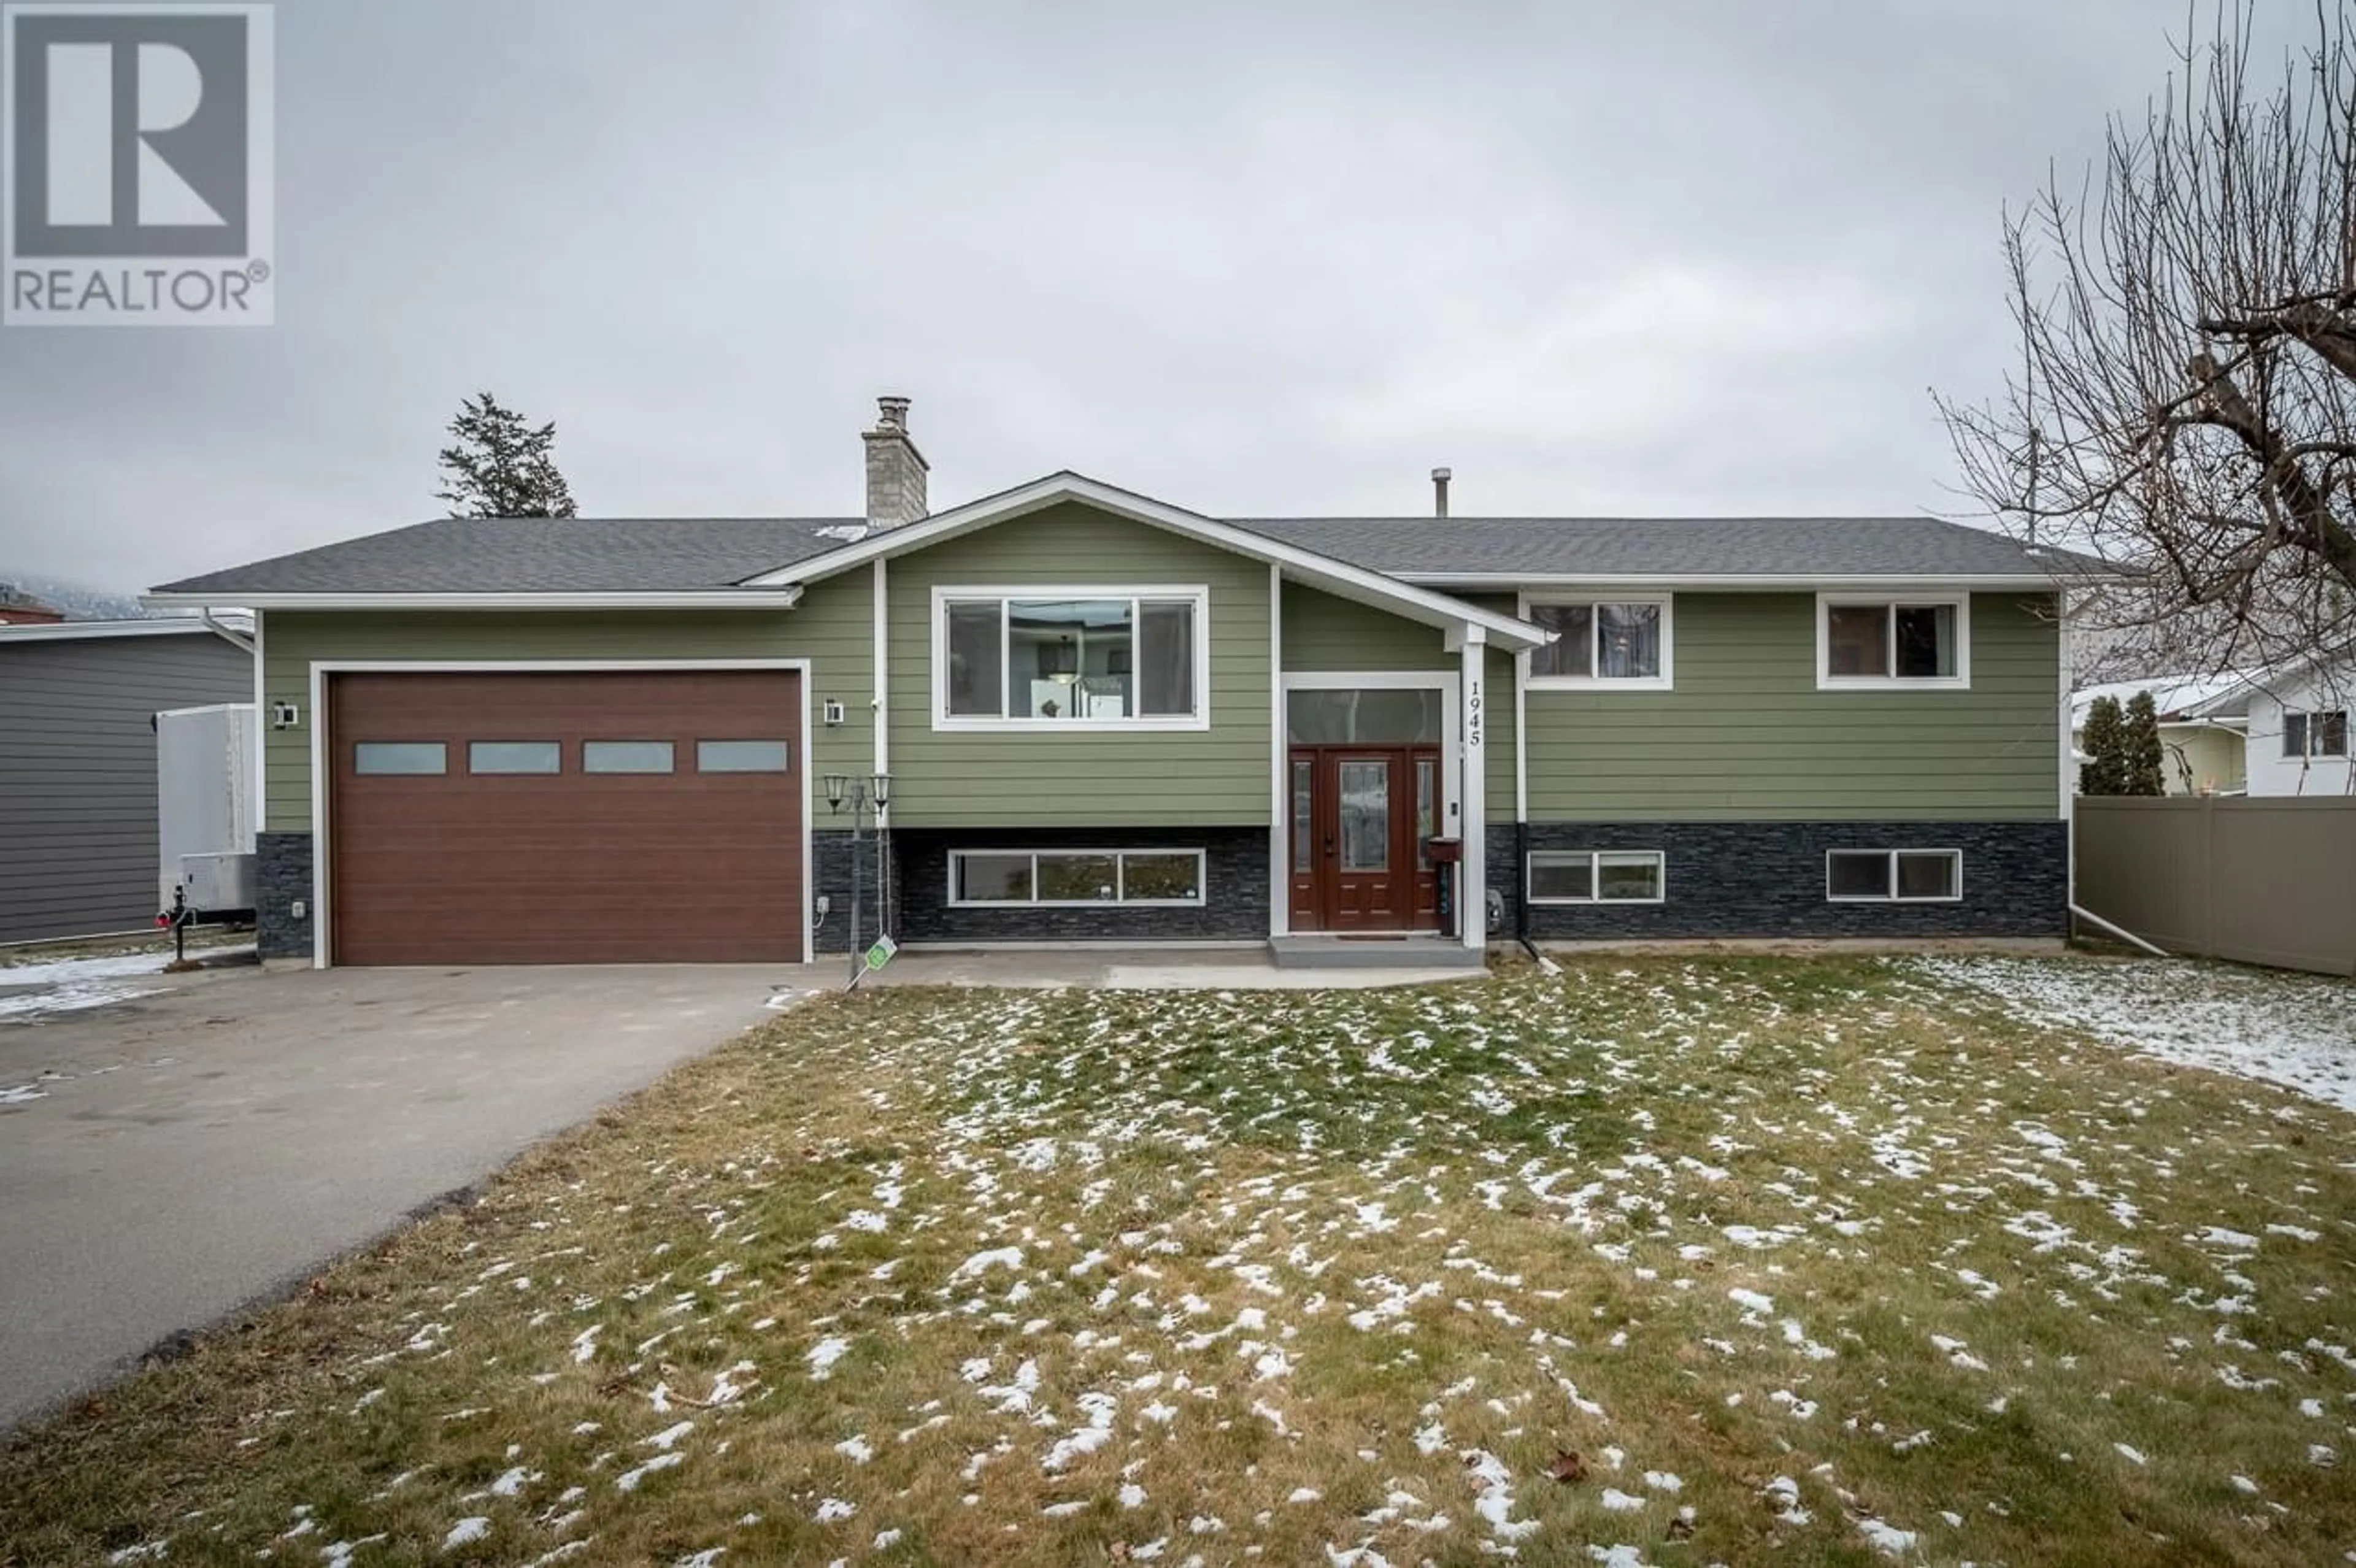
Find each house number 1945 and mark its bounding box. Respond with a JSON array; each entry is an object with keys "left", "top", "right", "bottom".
[{"left": 1467, "top": 680, "right": 1483, "bottom": 747}]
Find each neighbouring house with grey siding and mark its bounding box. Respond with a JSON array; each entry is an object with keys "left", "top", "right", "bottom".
[{"left": 0, "top": 619, "right": 253, "bottom": 944}]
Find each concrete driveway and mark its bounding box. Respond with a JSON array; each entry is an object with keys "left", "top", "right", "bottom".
[{"left": 0, "top": 958, "right": 802, "bottom": 1432}]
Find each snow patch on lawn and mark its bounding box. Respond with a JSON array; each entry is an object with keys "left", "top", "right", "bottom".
[{"left": 1907, "top": 956, "right": 2356, "bottom": 1112}]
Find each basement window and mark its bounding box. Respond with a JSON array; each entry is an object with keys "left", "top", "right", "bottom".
[
  {"left": 949, "top": 848, "right": 1206, "bottom": 906},
  {"left": 1826, "top": 848, "right": 1961, "bottom": 902},
  {"left": 1526, "top": 850, "right": 1665, "bottom": 904}
]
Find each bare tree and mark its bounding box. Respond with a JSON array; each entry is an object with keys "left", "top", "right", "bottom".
[{"left": 1939, "top": 2, "right": 2356, "bottom": 686}]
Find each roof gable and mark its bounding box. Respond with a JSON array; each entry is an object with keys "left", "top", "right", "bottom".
[{"left": 749, "top": 472, "right": 1551, "bottom": 649}]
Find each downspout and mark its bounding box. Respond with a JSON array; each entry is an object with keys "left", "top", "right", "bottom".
[
  {"left": 1514, "top": 818, "right": 1549, "bottom": 967},
  {"left": 2069, "top": 901, "right": 2172, "bottom": 958}
]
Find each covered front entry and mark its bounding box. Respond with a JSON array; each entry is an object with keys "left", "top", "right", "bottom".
[
  {"left": 1288, "top": 744, "right": 1441, "bottom": 931},
  {"left": 325, "top": 667, "right": 805, "bottom": 965}
]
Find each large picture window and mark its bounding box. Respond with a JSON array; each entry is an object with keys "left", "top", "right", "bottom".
[
  {"left": 1819, "top": 596, "right": 1969, "bottom": 688},
  {"left": 1523, "top": 596, "right": 1671, "bottom": 688},
  {"left": 949, "top": 848, "right": 1206, "bottom": 906},
  {"left": 937, "top": 588, "right": 1207, "bottom": 728}
]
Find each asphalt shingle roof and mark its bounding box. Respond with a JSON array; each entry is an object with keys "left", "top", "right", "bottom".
[
  {"left": 1241, "top": 515, "right": 2082, "bottom": 579},
  {"left": 152, "top": 510, "right": 2090, "bottom": 597},
  {"left": 151, "top": 517, "right": 863, "bottom": 596}
]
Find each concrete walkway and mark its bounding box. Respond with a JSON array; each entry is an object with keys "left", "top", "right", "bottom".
[
  {"left": 0, "top": 961, "right": 792, "bottom": 1432},
  {"left": 853, "top": 947, "right": 1489, "bottom": 990}
]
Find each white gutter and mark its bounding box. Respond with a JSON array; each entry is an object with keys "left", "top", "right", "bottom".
[
  {"left": 142, "top": 588, "right": 804, "bottom": 612},
  {"left": 1395, "top": 572, "right": 2079, "bottom": 591},
  {"left": 201, "top": 607, "right": 254, "bottom": 653},
  {"left": 0, "top": 615, "right": 250, "bottom": 642}
]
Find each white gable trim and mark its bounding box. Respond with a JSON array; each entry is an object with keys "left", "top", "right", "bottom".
[
  {"left": 143, "top": 590, "right": 803, "bottom": 612},
  {"left": 743, "top": 471, "right": 1551, "bottom": 652}
]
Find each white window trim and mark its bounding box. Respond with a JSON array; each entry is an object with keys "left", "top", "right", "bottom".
[
  {"left": 946, "top": 847, "right": 1209, "bottom": 908},
  {"left": 1815, "top": 593, "right": 1971, "bottom": 690},
  {"left": 930, "top": 584, "right": 1212, "bottom": 732},
  {"left": 1823, "top": 848, "right": 1965, "bottom": 903},
  {"left": 1524, "top": 848, "right": 1668, "bottom": 905},
  {"left": 1519, "top": 592, "right": 1674, "bottom": 691}
]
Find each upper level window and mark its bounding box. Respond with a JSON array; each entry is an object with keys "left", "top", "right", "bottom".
[
  {"left": 2284, "top": 709, "right": 2350, "bottom": 758},
  {"left": 937, "top": 588, "right": 1207, "bottom": 728},
  {"left": 1523, "top": 596, "right": 1671, "bottom": 688},
  {"left": 1819, "top": 595, "right": 1969, "bottom": 689}
]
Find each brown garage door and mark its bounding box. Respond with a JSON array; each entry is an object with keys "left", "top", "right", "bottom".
[{"left": 328, "top": 669, "right": 804, "bottom": 965}]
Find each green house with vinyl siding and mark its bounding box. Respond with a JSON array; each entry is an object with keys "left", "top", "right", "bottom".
[{"left": 152, "top": 398, "right": 2084, "bottom": 969}]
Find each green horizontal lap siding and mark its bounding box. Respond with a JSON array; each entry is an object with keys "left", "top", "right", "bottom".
[
  {"left": 885, "top": 503, "right": 1272, "bottom": 828},
  {"left": 1281, "top": 583, "right": 1449, "bottom": 672},
  {"left": 260, "top": 587, "right": 871, "bottom": 832},
  {"left": 1524, "top": 592, "right": 2061, "bottom": 821}
]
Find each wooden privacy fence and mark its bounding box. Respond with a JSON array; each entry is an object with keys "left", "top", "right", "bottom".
[{"left": 2074, "top": 796, "right": 2356, "bottom": 976}]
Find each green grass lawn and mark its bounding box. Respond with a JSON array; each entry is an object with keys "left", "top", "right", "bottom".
[{"left": 2, "top": 956, "right": 2350, "bottom": 1566}]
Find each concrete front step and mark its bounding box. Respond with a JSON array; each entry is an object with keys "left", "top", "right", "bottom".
[{"left": 1267, "top": 934, "right": 1487, "bottom": 971}]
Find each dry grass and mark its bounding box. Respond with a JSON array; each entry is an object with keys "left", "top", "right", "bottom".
[{"left": 1, "top": 956, "right": 2351, "bottom": 1566}]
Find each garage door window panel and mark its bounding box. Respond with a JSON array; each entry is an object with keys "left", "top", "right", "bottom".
[
  {"left": 353, "top": 742, "right": 447, "bottom": 775},
  {"left": 696, "top": 739, "right": 791, "bottom": 773},
  {"left": 582, "top": 740, "right": 676, "bottom": 774},
  {"left": 469, "top": 741, "right": 561, "bottom": 775}
]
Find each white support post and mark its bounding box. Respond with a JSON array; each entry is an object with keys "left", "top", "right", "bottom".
[
  {"left": 1459, "top": 631, "right": 1487, "bottom": 949},
  {"left": 1268, "top": 563, "right": 1288, "bottom": 937}
]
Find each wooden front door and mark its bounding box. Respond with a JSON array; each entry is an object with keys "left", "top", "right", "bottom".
[{"left": 1288, "top": 745, "right": 1441, "bottom": 932}]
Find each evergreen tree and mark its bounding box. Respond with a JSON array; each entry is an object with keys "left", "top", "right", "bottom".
[
  {"left": 2122, "top": 690, "right": 2166, "bottom": 795},
  {"left": 2079, "top": 694, "right": 2128, "bottom": 796},
  {"left": 435, "top": 393, "right": 577, "bottom": 518}
]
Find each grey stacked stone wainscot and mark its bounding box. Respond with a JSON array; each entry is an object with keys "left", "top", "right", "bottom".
[
  {"left": 256, "top": 831, "right": 314, "bottom": 959},
  {"left": 1487, "top": 821, "right": 2069, "bottom": 941},
  {"left": 890, "top": 827, "right": 1269, "bottom": 944},
  {"left": 812, "top": 828, "right": 893, "bottom": 955}
]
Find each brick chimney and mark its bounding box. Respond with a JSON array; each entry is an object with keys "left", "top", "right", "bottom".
[{"left": 863, "top": 395, "right": 929, "bottom": 529}]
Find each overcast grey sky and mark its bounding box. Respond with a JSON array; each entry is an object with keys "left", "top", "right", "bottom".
[{"left": 0, "top": 0, "right": 2273, "bottom": 593}]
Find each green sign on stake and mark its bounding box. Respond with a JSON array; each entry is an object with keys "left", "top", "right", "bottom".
[{"left": 865, "top": 935, "right": 898, "bottom": 972}]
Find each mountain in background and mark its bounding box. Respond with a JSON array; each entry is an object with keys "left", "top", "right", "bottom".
[{"left": 0, "top": 573, "right": 156, "bottom": 621}]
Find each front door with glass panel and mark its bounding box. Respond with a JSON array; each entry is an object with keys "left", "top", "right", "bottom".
[{"left": 1288, "top": 745, "right": 1440, "bottom": 932}]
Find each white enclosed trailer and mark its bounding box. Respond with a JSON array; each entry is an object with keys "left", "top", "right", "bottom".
[{"left": 156, "top": 703, "right": 258, "bottom": 919}]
